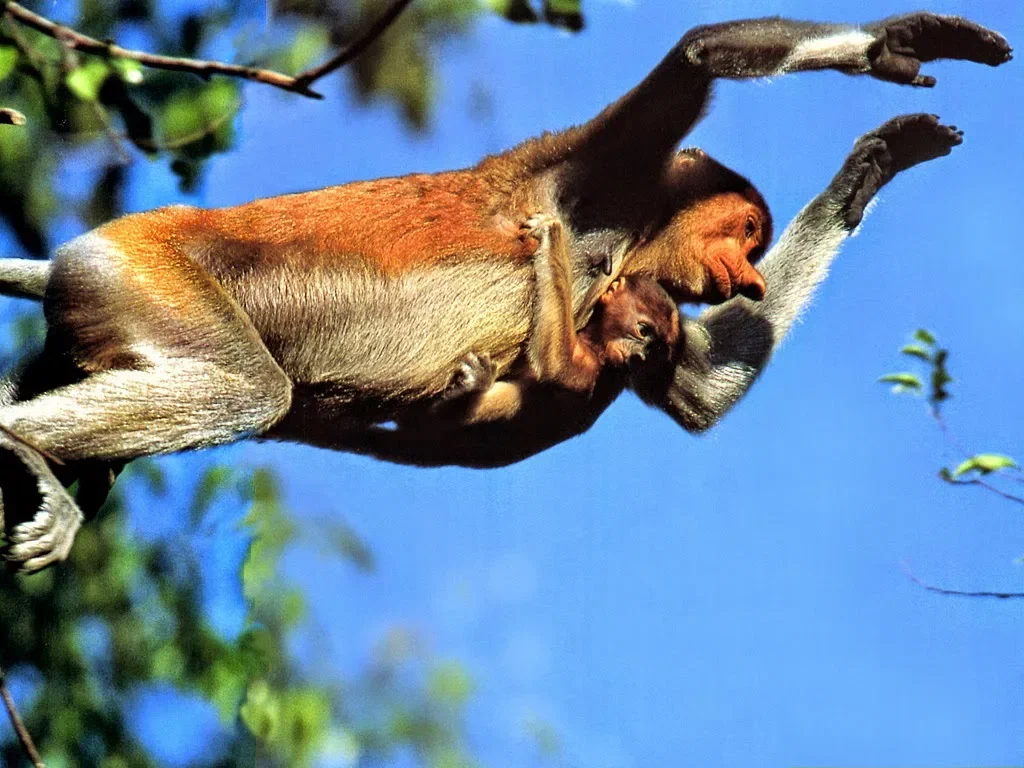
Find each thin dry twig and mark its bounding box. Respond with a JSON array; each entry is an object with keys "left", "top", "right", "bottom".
[
  {"left": 0, "top": 107, "right": 26, "bottom": 125},
  {"left": 2, "top": 0, "right": 417, "bottom": 99},
  {"left": 943, "top": 476, "right": 1024, "bottom": 507},
  {"left": 291, "top": 0, "right": 416, "bottom": 90},
  {"left": 900, "top": 560, "right": 1024, "bottom": 599},
  {"left": 0, "top": 666, "right": 45, "bottom": 768}
]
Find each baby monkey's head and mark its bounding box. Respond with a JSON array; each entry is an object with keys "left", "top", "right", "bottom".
[{"left": 590, "top": 276, "right": 681, "bottom": 366}]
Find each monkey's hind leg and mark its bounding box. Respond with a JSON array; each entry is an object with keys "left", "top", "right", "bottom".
[{"left": 0, "top": 242, "right": 294, "bottom": 573}]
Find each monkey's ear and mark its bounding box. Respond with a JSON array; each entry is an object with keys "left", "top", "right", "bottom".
[{"left": 599, "top": 278, "right": 627, "bottom": 303}]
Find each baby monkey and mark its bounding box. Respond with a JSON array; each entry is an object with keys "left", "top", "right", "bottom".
[{"left": 437, "top": 216, "right": 681, "bottom": 425}]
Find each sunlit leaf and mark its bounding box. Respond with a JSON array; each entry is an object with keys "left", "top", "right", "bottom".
[
  {"left": 878, "top": 372, "right": 921, "bottom": 392},
  {"left": 899, "top": 344, "right": 931, "bottom": 361},
  {"left": 65, "top": 61, "right": 111, "bottom": 102},
  {"left": 953, "top": 454, "right": 1019, "bottom": 477},
  {"left": 914, "top": 328, "right": 936, "bottom": 345}
]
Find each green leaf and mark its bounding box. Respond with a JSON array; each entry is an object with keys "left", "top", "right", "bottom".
[
  {"left": 112, "top": 58, "right": 144, "bottom": 85},
  {"left": 914, "top": 328, "right": 936, "bottom": 345},
  {"left": 428, "top": 661, "right": 474, "bottom": 705},
  {"left": 318, "top": 519, "right": 375, "bottom": 572},
  {"left": 191, "top": 465, "right": 235, "bottom": 525},
  {"left": 899, "top": 344, "right": 931, "bottom": 362},
  {"left": 0, "top": 46, "right": 19, "bottom": 82},
  {"left": 953, "top": 454, "right": 1018, "bottom": 477},
  {"left": 65, "top": 61, "right": 110, "bottom": 101},
  {"left": 878, "top": 372, "right": 922, "bottom": 392},
  {"left": 544, "top": 0, "right": 583, "bottom": 30}
]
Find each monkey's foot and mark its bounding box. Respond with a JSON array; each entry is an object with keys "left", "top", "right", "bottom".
[
  {"left": 866, "top": 13, "right": 1012, "bottom": 87},
  {"left": 1, "top": 436, "right": 83, "bottom": 573},
  {"left": 444, "top": 353, "right": 497, "bottom": 400},
  {"left": 836, "top": 114, "right": 963, "bottom": 230}
]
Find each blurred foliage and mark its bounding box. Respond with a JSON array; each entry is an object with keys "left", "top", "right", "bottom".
[
  {"left": 0, "top": 0, "right": 584, "bottom": 256},
  {"left": 0, "top": 463, "right": 480, "bottom": 766}
]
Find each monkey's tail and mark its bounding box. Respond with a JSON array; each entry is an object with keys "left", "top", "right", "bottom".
[{"left": 0, "top": 259, "right": 50, "bottom": 300}]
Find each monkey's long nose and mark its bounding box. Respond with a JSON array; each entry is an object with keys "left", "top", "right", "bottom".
[{"left": 736, "top": 263, "right": 767, "bottom": 301}]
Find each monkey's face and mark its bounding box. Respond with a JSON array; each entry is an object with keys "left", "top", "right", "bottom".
[
  {"left": 672, "top": 191, "right": 770, "bottom": 305},
  {"left": 597, "top": 277, "right": 680, "bottom": 366},
  {"left": 627, "top": 155, "right": 773, "bottom": 305}
]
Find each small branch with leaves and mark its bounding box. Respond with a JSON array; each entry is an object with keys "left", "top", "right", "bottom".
[
  {"left": 0, "top": 665, "right": 45, "bottom": 768},
  {"left": 879, "top": 328, "right": 1022, "bottom": 503},
  {"left": 880, "top": 330, "right": 1023, "bottom": 597},
  {"left": 2, "top": 0, "right": 415, "bottom": 99}
]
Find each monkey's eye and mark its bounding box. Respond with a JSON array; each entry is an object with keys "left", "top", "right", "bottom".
[
  {"left": 744, "top": 216, "right": 758, "bottom": 240},
  {"left": 637, "top": 323, "right": 655, "bottom": 340}
]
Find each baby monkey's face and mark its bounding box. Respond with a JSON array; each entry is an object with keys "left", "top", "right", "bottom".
[{"left": 596, "top": 276, "right": 681, "bottom": 366}]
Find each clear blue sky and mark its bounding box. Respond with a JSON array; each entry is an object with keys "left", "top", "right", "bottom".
[{"left": 12, "top": 0, "right": 1024, "bottom": 765}]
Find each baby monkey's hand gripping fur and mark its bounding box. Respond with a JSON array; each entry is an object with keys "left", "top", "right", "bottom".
[{"left": 436, "top": 216, "right": 680, "bottom": 425}]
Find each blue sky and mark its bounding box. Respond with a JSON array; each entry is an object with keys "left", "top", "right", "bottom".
[{"left": 8, "top": 0, "right": 1024, "bottom": 765}]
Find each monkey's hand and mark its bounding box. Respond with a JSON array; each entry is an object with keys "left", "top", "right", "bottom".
[
  {"left": 865, "top": 14, "right": 1012, "bottom": 87},
  {"left": 835, "top": 113, "right": 963, "bottom": 230},
  {"left": 0, "top": 434, "right": 84, "bottom": 573},
  {"left": 441, "top": 353, "right": 498, "bottom": 402}
]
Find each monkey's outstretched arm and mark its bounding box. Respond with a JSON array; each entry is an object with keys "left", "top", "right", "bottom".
[
  {"left": 629, "top": 114, "right": 964, "bottom": 432},
  {"left": 587, "top": 15, "right": 1009, "bottom": 159}
]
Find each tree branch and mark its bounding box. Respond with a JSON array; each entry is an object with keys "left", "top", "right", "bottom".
[
  {"left": 0, "top": 666, "right": 45, "bottom": 768},
  {"left": 900, "top": 560, "right": 1024, "bottom": 599},
  {"left": 942, "top": 476, "right": 1024, "bottom": 507},
  {"left": 291, "top": 0, "right": 417, "bottom": 91},
  {"left": 2, "top": 0, "right": 418, "bottom": 99}
]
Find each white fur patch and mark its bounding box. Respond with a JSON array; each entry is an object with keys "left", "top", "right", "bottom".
[{"left": 777, "top": 29, "right": 875, "bottom": 73}]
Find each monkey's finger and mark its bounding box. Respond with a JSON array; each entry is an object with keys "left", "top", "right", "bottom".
[{"left": 911, "top": 74, "right": 937, "bottom": 88}]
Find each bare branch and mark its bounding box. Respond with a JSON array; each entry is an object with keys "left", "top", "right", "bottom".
[
  {"left": 901, "top": 560, "right": 1024, "bottom": 599},
  {"left": 942, "top": 476, "right": 1024, "bottom": 507},
  {"left": 0, "top": 107, "right": 26, "bottom": 125},
  {"left": 3, "top": 0, "right": 324, "bottom": 97},
  {"left": 0, "top": 666, "right": 45, "bottom": 768},
  {"left": 292, "top": 0, "right": 417, "bottom": 91}
]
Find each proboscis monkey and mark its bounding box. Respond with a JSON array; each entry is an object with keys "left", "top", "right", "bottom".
[{"left": 0, "top": 13, "right": 1010, "bottom": 571}]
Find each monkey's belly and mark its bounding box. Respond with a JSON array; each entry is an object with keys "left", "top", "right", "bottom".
[{"left": 228, "top": 257, "right": 534, "bottom": 402}]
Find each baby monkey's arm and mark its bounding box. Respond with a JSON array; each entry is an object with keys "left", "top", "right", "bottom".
[{"left": 436, "top": 215, "right": 604, "bottom": 425}]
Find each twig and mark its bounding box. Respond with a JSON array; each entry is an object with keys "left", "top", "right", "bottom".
[
  {"left": 291, "top": 0, "right": 417, "bottom": 91},
  {"left": 900, "top": 560, "right": 1024, "bottom": 599},
  {"left": 3, "top": 0, "right": 418, "bottom": 100},
  {"left": 943, "top": 476, "right": 1024, "bottom": 507},
  {"left": 0, "top": 666, "right": 45, "bottom": 768}
]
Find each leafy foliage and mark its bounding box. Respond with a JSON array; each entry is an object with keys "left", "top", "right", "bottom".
[
  {"left": 1, "top": 463, "right": 480, "bottom": 766},
  {"left": 878, "top": 328, "right": 952, "bottom": 410},
  {"left": 881, "top": 331, "right": 1023, "bottom": 520}
]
